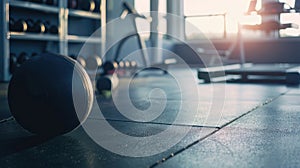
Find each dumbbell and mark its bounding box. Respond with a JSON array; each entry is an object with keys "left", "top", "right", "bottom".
[
  {"left": 26, "top": 19, "right": 46, "bottom": 33},
  {"left": 10, "top": 52, "right": 37, "bottom": 74},
  {"left": 9, "top": 53, "right": 18, "bottom": 74},
  {"left": 129, "top": 61, "right": 138, "bottom": 74},
  {"left": 70, "top": 55, "right": 87, "bottom": 68},
  {"left": 9, "top": 18, "right": 28, "bottom": 32},
  {"left": 96, "top": 73, "right": 119, "bottom": 92},
  {"left": 124, "top": 60, "right": 134, "bottom": 76},
  {"left": 68, "top": 0, "right": 78, "bottom": 9},
  {"left": 45, "top": 0, "right": 57, "bottom": 6},
  {"left": 94, "top": 0, "right": 100, "bottom": 13},
  {"left": 117, "top": 60, "right": 138, "bottom": 76},
  {"left": 77, "top": 56, "right": 87, "bottom": 68},
  {"left": 118, "top": 60, "right": 136, "bottom": 69},
  {"left": 130, "top": 61, "right": 137, "bottom": 68},
  {"left": 118, "top": 61, "right": 125, "bottom": 69},
  {"left": 101, "top": 61, "right": 118, "bottom": 75},
  {"left": 85, "top": 55, "right": 102, "bottom": 71},
  {"left": 78, "top": 0, "right": 96, "bottom": 12},
  {"left": 124, "top": 60, "right": 131, "bottom": 68},
  {"left": 17, "top": 52, "right": 31, "bottom": 65},
  {"left": 9, "top": 18, "right": 15, "bottom": 31},
  {"left": 44, "top": 21, "right": 59, "bottom": 34},
  {"left": 96, "top": 61, "right": 119, "bottom": 93}
]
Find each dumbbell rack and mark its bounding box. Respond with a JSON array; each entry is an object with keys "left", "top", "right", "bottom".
[{"left": 0, "top": 0, "right": 106, "bottom": 82}]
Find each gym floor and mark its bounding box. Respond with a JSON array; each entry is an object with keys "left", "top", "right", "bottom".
[{"left": 0, "top": 68, "right": 299, "bottom": 167}]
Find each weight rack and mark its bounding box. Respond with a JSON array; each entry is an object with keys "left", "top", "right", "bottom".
[{"left": 0, "top": 0, "right": 106, "bottom": 82}]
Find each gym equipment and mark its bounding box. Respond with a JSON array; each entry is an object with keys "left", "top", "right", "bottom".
[
  {"left": 49, "top": 25, "right": 59, "bottom": 34},
  {"left": 96, "top": 74, "right": 119, "bottom": 92},
  {"left": 130, "top": 61, "right": 137, "bottom": 68},
  {"left": 9, "top": 53, "right": 18, "bottom": 74},
  {"left": 44, "top": 21, "right": 51, "bottom": 33},
  {"left": 124, "top": 61, "right": 130, "bottom": 68},
  {"left": 101, "top": 61, "right": 118, "bottom": 75},
  {"left": 45, "top": 0, "right": 57, "bottom": 6},
  {"left": 8, "top": 53, "right": 93, "bottom": 136},
  {"left": 129, "top": 61, "right": 138, "bottom": 74},
  {"left": 94, "top": 0, "right": 100, "bottom": 13},
  {"left": 77, "top": 56, "right": 86, "bottom": 68},
  {"left": 96, "top": 61, "right": 119, "bottom": 92},
  {"left": 9, "top": 18, "right": 28, "bottom": 32},
  {"left": 198, "top": 0, "right": 300, "bottom": 85},
  {"left": 243, "top": 20, "right": 298, "bottom": 33},
  {"left": 198, "top": 64, "right": 300, "bottom": 85},
  {"left": 70, "top": 55, "right": 87, "bottom": 68},
  {"left": 115, "top": 1, "right": 149, "bottom": 67},
  {"left": 98, "top": 2, "right": 147, "bottom": 74},
  {"left": 258, "top": 2, "right": 287, "bottom": 15},
  {"left": 118, "top": 61, "right": 125, "bottom": 69},
  {"left": 26, "top": 19, "right": 46, "bottom": 33},
  {"left": 246, "top": 0, "right": 257, "bottom": 14},
  {"left": 295, "top": 0, "right": 300, "bottom": 11},
  {"left": 118, "top": 2, "right": 168, "bottom": 74},
  {"left": 68, "top": 0, "right": 78, "bottom": 9},
  {"left": 85, "top": 55, "right": 102, "bottom": 71},
  {"left": 78, "top": 0, "right": 95, "bottom": 12},
  {"left": 9, "top": 18, "right": 14, "bottom": 30},
  {"left": 243, "top": 1, "right": 298, "bottom": 34},
  {"left": 44, "top": 21, "right": 59, "bottom": 34}
]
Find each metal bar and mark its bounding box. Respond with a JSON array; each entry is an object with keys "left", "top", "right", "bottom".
[
  {"left": 184, "top": 13, "right": 226, "bottom": 18},
  {"left": 67, "top": 35, "right": 101, "bottom": 43},
  {"left": 184, "top": 13, "right": 228, "bottom": 39},
  {"left": 9, "top": 32, "right": 59, "bottom": 41},
  {"left": 238, "top": 23, "right": 246, "bottom": 64},
  {"left": 0, "top": 0, "right": 10, "bottom": 81},
  {"left": 223, "top": 14, "right": 227, "bottom": 39},
  {"left": 9, "top": 0, "right": 59, "bottom": 13},
  {"left": 101, "top": 0, "right": 106, "bottom": 57},
  {"left": 68, "top": 9, "right": 101, "bottom": 19}
]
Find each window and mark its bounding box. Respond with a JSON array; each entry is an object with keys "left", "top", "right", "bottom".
[
  {"left": 135, "top": 0, "right": 167, "bottom": 39},
  {"left": 184, "top": 0, "right": 255, "bottom": 39},
  {"left": 184, "top": 0, "right": 300, "bottom": 39},
  {"left": 135, "top": 1, "right": 150, "bottom": 13}
]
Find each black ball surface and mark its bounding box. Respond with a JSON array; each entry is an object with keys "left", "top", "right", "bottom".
[{"left": 8, "top": 53, "right": 94, "bottom": 136}]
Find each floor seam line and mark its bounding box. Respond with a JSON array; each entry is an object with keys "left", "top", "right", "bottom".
[
  {"left": 88, "top": 118, "right": 219, "bottom": 129},
  {"left": 0, "top": 117, "right": 14, "bottom": 124},
  {"left": 149, "top": 91, "right": 288, "bottom": 168},
  {"left": 220, "top": 91, "right": 289, "bottom": 129}
]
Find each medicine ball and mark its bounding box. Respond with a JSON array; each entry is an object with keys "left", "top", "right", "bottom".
[
  {"left": 8, "top": 53, "right": 94, "bottom": 136},
  {"left": 9, "top": 53, "right": 18, "bottom": 74}
]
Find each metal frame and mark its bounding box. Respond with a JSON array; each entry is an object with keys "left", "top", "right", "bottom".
[
  {"left": 0, "top": 0, "right": 106, "bottom": 81},
  {"left": 184, "top": 13, "right": 228, "bottom": 39},
  {"left": 0, "top": 0, "right": 9, "bottom": 81}
]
